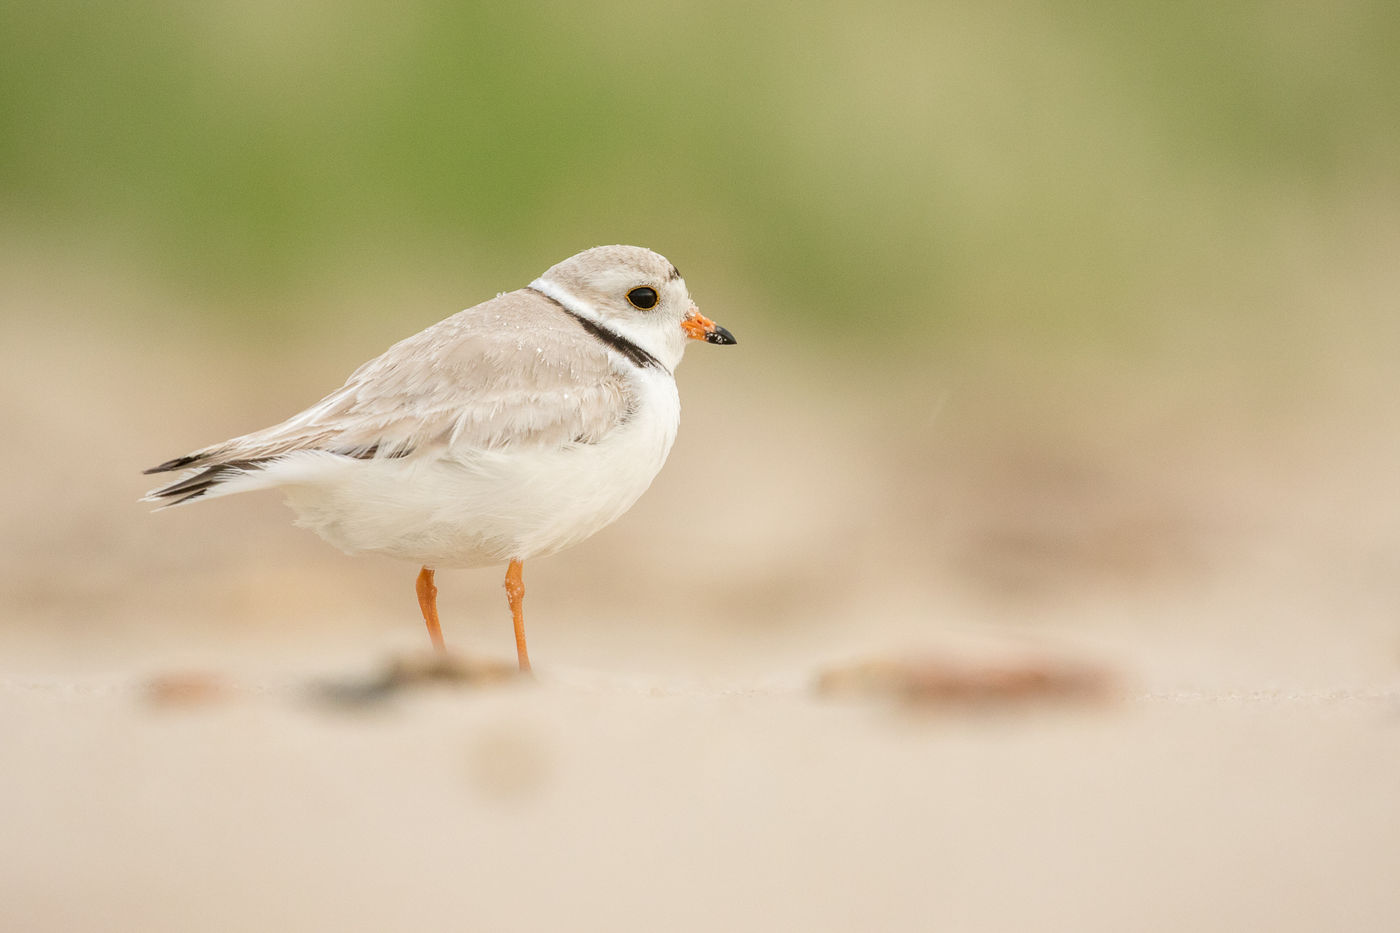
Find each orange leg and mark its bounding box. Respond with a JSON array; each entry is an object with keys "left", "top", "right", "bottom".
[
  {"left": 415, "top": 566, "right": 446, "bottom": 653},
  {"left": 505, "top": 559, "right": 532, "bottom": 673}
]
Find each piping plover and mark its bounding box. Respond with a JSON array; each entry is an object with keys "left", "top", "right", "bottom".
[{"left": 144, "top": 245, "right": 736, "bottom": 671}]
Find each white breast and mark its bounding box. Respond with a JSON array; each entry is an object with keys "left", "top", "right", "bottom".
[{"left": 271, "top": 366, "right": 682, "bottom": 568}]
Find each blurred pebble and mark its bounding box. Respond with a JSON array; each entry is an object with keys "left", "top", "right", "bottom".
[
  {"left": 143, "top": 671, "right": 233, "bottom": 707},
  {"left": 815, "top": 654, "right": 1115, "bottom": 706}
]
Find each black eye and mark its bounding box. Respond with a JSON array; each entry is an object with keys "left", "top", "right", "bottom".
[{"left": 626, "top": 286, "right": 658, "bottom": 310}]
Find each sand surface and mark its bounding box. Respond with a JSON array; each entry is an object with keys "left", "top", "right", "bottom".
[{"left": 3, "top": 303, "right": 1399, "bottom": 931}]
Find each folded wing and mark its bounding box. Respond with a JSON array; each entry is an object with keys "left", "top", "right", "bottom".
[{"left": 144, "top": 289, "right": 633, "bottom": 506}]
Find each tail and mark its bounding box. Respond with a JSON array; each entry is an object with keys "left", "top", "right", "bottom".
[{"left": 142, "top": 453, "right": 273, "bottom": 507}]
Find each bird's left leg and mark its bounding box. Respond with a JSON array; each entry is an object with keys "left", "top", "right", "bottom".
[{"left": 504, "top": 559, "right": 531, "bottom": 673}]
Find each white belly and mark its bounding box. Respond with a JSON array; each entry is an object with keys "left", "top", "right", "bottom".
[{"left": 269, "top": 372, "right": 681, "bottom": 568}]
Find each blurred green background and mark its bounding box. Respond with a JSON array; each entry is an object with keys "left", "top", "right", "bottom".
[{"left": 4, "top": 0, "right": 1396, "bottom": 355}]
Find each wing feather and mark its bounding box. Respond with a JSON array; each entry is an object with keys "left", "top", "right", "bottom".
[{"left": 146, "top": 289, "right": 633, "bottom": 491}]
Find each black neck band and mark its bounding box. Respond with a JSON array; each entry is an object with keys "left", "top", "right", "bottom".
[{"left": 530, "top": 287, "right": 662, "bottom": 370}]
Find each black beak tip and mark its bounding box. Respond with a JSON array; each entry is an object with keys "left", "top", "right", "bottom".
[{"left": 705, "top": 325, "right": 738, "bottom": 346}]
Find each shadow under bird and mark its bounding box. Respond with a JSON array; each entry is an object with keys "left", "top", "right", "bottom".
[{"left": 143, "top": 245, "right": 736, "bottom": 671}]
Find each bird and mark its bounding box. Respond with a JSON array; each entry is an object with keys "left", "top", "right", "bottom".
[{"left": 143, "top": 245, "right": 736, "bottom": 672}]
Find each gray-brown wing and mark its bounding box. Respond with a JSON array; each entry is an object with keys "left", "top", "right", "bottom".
[{"left": 150, "top": 289, "right": 633, "bottom": 474}]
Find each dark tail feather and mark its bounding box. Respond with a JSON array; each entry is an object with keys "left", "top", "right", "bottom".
[
  {"left": 143, "top": 454, "right": 205, "bottom": 475},
  {"left": 143, "top": 459, "right": 271, "bottom": 507}
]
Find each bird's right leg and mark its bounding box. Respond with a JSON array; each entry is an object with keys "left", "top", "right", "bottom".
[{"left": 415, "top": 566, "right": 447, "bottom": 652}]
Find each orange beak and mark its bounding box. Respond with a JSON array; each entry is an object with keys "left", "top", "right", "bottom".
[{"left": 681, "top": 308, "right": 738, "bottom": 345}]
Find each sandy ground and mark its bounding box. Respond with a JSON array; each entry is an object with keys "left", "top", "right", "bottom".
[{"left": 2, "top": 272, "right": 1399, "bottom": 931}]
